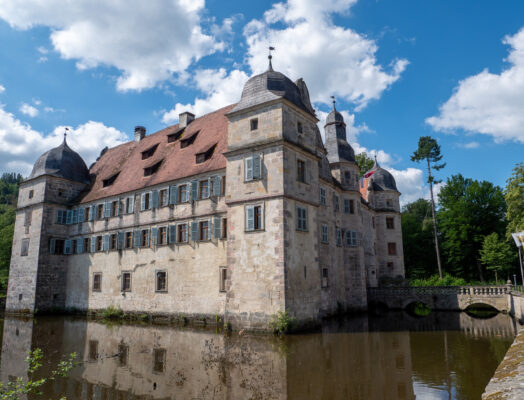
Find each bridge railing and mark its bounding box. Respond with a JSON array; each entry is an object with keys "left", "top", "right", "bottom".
[{"left": 368, "top": 285, "right": 510, "bottom": 297}]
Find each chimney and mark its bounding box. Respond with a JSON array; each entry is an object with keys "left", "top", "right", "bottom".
[
  {"left": 179, "top": 112, "right": 195, "bottom": 128},
  {"left": 134, "top": 126, "right": 146, "bottom": 142}
]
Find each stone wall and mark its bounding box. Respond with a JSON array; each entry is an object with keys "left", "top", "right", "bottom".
[{"left": 508, "top": 291, "right": 524, "bottom": 323}]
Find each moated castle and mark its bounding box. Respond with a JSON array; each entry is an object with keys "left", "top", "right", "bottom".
[{"left": 6, "top": 62, "right": 404, "bottom": 330}]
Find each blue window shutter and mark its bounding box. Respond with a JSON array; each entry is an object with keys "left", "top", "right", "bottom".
[
  {"left": 106, "top": 201, "right": 111, "bottom": 218},
  {"left": 245, "top": 156, "right": 253, "bottom": 181},
  {"left": 204, "top": 178, "right": 211, "bottom": 199},
  {"left": 50, "top": 238, "right": 56, "bottom": 254},
  {"left": 118, "top": 232, "right": 124, "bottom": 249},
  {"left": 152, "top": 190, "right": 159, "bottom": 209},
  {"left": 151, "top": 227, "right": 158, "bottom": 246},
  {"left": 72, "top": 209, "right": 78, "bottom": 224},
  {"left": 169, "top": 225, "right": 176, "bottom": 244},
  {"left": 253, "top": 153, "right": 261, "bottom": 179},
  {"left": 89, "top": 205, "right": 95, "bottom": 221},
  {"left": 103, "top": 235, "right": 109, "bottom": 251},
  {"left": 212, "top": 176, "right": 221, "bottom": 196},
  {"left": 66, "top": 210, "right": 72, "bottom": 225},
  {"left": 64, "top": 239, "right": 72, "bottom": 255},
  {"left": 213, "top": 217, "right": 222, "bottom": 239},
  {"left": 78, "top": 208, "right": 85, "bottom": 223},
  {"left": 191, "top": 180, "right": 198, "bottom": 201},
  {"left": 246, "top": 206, "right": 254, "bottom": 231},
  {"left": 190, "top": 222, "right": 198, "bottom": 241},
  {"left": 91, "top": 237, "right": 96, "bottom": 253},
  {"left": 76, "top": 239, "right": 82, "bottom": 254},
  {"left": 134, "top": 230, "right": 141, "bottom": 247},
  {"left": 141, "top": 194, "right": 146, "bottom": 211},
  {"left": 169, "top": 185, "right": 178, "bottom": 204}
]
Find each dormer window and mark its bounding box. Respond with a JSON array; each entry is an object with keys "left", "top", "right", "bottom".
[
  {"left": 180, "top": 131, "right": 199, "bottom": 148},
  {"left": 102, "top": 172, "right": 119, "bottom": 187},
  {"left": 167, "top": 128, "right": 184, "bottom": 143},
  {"left": 141, "top": 144, "right": 158, "bottom": 160},
  {"left": 196, "top": 144, "right": 217, "bottom": 164},
  {"left": 297, "top": 121, "right": 303, "bottom": 134},
  {"left": 144, "top": 160, "right": 163, "bottom": 177},
  {"left": 250, "top": 118, "right": 258, "bottom": 131}
]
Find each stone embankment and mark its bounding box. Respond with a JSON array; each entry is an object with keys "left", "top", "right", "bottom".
[{"left": 483, "top": 291, "right": 524, "bottom": 400}]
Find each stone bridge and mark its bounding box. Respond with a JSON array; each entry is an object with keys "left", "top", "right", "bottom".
[{"left": 368, "top": 285, "right": 511, "bottom": 312}]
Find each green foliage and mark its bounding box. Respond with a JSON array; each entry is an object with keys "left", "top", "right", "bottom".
[
  {"left": 408, "top": 302, "right": 431, "bottom": 317},
  {"left": 0, "top": 348, "right": 78, "bottom": 399},
  {"left": 270, "top": 310, "right": 294, "bottom": 335},
  {"left": 410, "top": 274, "right": 467, "bottom": 287},
  {"left": 355, "top": 152, "right": 375, "bottom": 177},
  {"left": 480, "top": 233, "right": 516, "bottom": 283},
  {"left": 401, "top": 199, "right": 438, "bottom": 278},
  {"left": 411, "top": 136, "right": 446, "bottom": 183},
  {"left": 100, "top": 305, "right": 124, "bottom": 320},
  {"left": 504, "top": 162, "right": 524, "bottom": 239},
  {"left": 438, "top": 174, "right": 507, "bottom": 281}
]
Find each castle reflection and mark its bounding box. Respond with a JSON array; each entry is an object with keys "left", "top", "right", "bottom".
[{"left": 0, "top": 311, "right": 517, "bottom": 400}]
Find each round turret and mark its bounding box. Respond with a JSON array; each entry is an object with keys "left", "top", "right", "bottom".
[{"left": 28, "top": 138, "right": 89, "bottom": 183}]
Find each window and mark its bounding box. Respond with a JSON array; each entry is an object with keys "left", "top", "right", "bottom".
[
  {"left": 144, "top": 160, "right": 162, "bottom": 177},
  {"left": 21, "top": 239, "right": 29, "bottom": 256},
  {"left": 297, "top": 121, "right": 303, "bottom": 134},
  {"left": 85, "top": 207, "right": 91, "bottom": 221},
  {"left": 118, "top": 344, "right": 129, "bottom": 367},
  {"left": 196, "top": 144, "right": 216, "bottom": 164},
  {"left": 158, "top": 227, "right": 167, "bottom": 245},
  {"left": 180, "top": 131, "right": 199, "bottom": 148},
  {"left": 28, "top": 190, "right": 34, "bottom": 199},
  {"left": 160, "top": 189, "right": 168, "bottom": 206},
  {"left": 97, "top": 204, "right": 104, "bottom": 219},
  {"left": 336, "top": 228, "right": 342, "bottom": 247},
  {"left": 388, "top": 242, "right": 397, "bottom": 255},
  {"left": 58, "top": 188, "right": 64, "bottom": 197},
  {"left": 93, "top": 273, "right": 102, "bottom": 292},
  {"left": 83, "top": 237, "right": 90, "bottom": 253},
  {"left": 334, "top": 195, "right": 339, "bottom": 212},
  {"left": 244, "top": 154, "right": 262, "bottom": 181},
  {"left": 24, "top": 210, "right": 32, "bottom": 227},
  {"left": 386, "top": 217, "right": 395, "bottom": 229},
  {"left": 344, "top": 199, "right": 355, "bottom": 214},
  {"left": 167, "top": 128, "right": 184, "bottom": 143},
  {"left": 321, "top": 268, "right": 329, "bottom": 288},
  {"left": 386, "top": 199, "right": 393, "bottom": 208},
  {"left": 321, "top": 225, "right": 328, "bottom": 244},
  {"left": 199, "top": 220, "right": 210, "bottom": 241},
  {"left": 141, "top": 144, "right": 158, "bottom": 160},
  {"left": 296, "top": 206, "right": 308, "bottom": 231},
  {"left": 250, "top": 118, "right": 258, "bottom": 131},
  {"left": 344, "top": 171, "right": 351, "bottom": 185},
  {"left": 103, "top": 172, "right": 119, "bottom": 187},
  {"left": 140, "top": 230, "right": 149, "bottom": 247},
  {"left": 179, "top": 184, "right": 189, "bottom": 202},
  {"left": 153, "top": 349, "right": 166, "bottom": 374},
  {"left": 96, "top": 236, "right": 103, "bottom": 252},
  {"left": 156, "top": 271, "right": 167, "bottom": 292},
  {"left": 320, "top": 187, "right": 326, "bottom": 205},
  {"left": 199, "top": 180, "right": 209, "bottom": 199},
  {"left": 177, "top": 223, "right": 188, "bottom": 243},
  {"left": 387, "top": 262, "right": 394, "bottom": 269},
  {"left": 56, "top": 209, "right": 67, "bottom": 225},
  {"left": 111, "top": 200, "right": 119, "bottom": 217},
  {"left": 219, "top": 267, "right": 227, "bottom": 292},
  {"left": 245, "top": 205, "right": 263, "bottom": 231},
  {"left": 121, "top": 272, "right": 131, "bottom": 292},
  {"left": 125, "top": 232, "right": 133, "bottom": 249},
  {"left": 346, "top": 230, "right": 358, "bottom": 247},
  {"left": 124, "top": 197, "right": 133, "bottom": 214},
  {"left": 221, "top": 176, "right": 226, "bottom": 196},
  {"left": 142, "top": 192, "right": 151, "bottom": 210},
  {"left": 110, "top": 234, "right": 117, "bottom": 250},
  {"left": 297, "top": 159, "right": 306, "bottom": 183},
  {"left": 221, "top": 218, "right": 227, "bottom": 239}
]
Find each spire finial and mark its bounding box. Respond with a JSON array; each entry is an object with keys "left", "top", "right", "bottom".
[
  {"left": 374, "top": 153, "right": 379, "bottom": 167},
  {"left": 331, "top": 95, "right": 336, "bottom": 111},
  {"left": 268, "top": 46, "right": 275, "bottom": 71},
  {"left": 63, "top": 127, "right": 69, "bottom": 144}
]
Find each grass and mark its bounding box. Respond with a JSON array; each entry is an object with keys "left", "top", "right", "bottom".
[
  {"left": 100, "top": 305, "right": 124, "bottom": 320},
  {"left": 270, "top": 310, "right": 294, "bottom": 335}
]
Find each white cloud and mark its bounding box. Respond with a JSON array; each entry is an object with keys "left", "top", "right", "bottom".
[
  {"left": 388, "top": 167, "right": 426, "bottom": 205},
  {"left": 37, "top": 46, "right": 48, "bottom": 54},
  {"left": 243, "top": 0, "right": 408, "bottom": 110},
  {"left": 0, "top": 84, "right": 5, "bottom": 93},
  {"left": 19, "top": 103, "right": 39, "bottom": 117},
  {"left": 427, "top": 27, "right": 524, "bottom": 144},
  {"left": 162, "top": 68, "right": 249, "bottom": 123},
  {"left": 458, "top": 141, "right": 479, "bottom": 149},
  {"left": 0, "top": 104, "right": 128, "bottom": 176},
  {"left": 0, "top": 0, "right": 227, "bottom": 92}
]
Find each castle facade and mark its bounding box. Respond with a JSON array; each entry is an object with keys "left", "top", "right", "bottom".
[{"left": 6, "top": 64, "right": 404, "bottom": 330}]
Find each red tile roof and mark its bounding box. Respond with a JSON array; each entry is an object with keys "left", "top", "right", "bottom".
[{"left": 80, "top": 104, "right": 234, "bottom": 204}]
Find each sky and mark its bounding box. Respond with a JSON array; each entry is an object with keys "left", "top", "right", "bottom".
[{"left": 0, "top": 0, "right": 522, "bottom": 205}]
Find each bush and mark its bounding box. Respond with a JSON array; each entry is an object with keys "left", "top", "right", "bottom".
[
  {"left": 100, "top": 305, "right": 124, "bottom": 320},
  {"left": 270, "top": 310, "right": 294, "bottom": 335},
  {"left": 410, "top": 273, "right": 467, "bottom": 287}
]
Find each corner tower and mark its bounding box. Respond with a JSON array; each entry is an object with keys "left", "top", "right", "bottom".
[{"left": 6, "top": 136, "right": 90, "bottom": 313}]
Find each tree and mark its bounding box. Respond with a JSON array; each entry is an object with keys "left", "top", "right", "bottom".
[
  {"left": 480, "top": 233, "right": 515, "bottom": 284},
  {"left": 411, "top": 136, "right": 446, "bottom": 278},
  {"left": 355, "top": 152, "right": 375, "bottom": 177},
  {"left": 505, "top": 163, "right": 524, "bottom": 239},
  {"left": 438, "top": 174, "right": 507, "bottom": 281},
  {"left": 401, "top": 199, "right": 438, "bottom": 278}
]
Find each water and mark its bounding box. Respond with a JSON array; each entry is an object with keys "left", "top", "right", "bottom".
[{"left": 0, "top": 311, "right": 519, "bottom": 400}]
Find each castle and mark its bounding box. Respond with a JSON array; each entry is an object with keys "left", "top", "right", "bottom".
[{"left": 5, "top": 60, "right": 404, "bottom": 330}]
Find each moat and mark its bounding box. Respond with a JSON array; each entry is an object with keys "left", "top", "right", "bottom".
[{"left": 0, "top": 311, "right": 520, "bottom": 400}]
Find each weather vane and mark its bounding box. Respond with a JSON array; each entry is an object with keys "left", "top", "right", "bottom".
[
  {"left": 268, "top": 46, "right": 275, "bottom": 70},
  {"left": 331, "top": 95, "right": 336, "bottom": 110},
  {"left": 64, "top": 127, "right": 69, "bottom": 141}
]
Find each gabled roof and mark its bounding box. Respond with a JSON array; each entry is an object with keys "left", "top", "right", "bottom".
[{"left": 80, "top": 104, "right": 234, "bottom": 203}]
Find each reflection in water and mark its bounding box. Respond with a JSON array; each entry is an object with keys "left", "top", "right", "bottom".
[{"left": 0, "top": 311, "right": 518, "bottom": 400}]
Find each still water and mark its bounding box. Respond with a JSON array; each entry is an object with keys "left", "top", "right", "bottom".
[{"left": 0, "top": 311, "right": 519, "bottom": 400}]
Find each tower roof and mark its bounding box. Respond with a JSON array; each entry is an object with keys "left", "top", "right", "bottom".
[
  {"left": 324, "top": 102, "right": 355, "bottom": 163},
  {"left": 364, "top": 160, "right": 398, "bottom": 191},
  {"left": 28, "top": 137, "right": 90, "bottom": 183}
]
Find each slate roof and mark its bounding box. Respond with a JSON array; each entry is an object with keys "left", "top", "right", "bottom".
[
  {"left": 360, "top": 161, "right": 398, "bottom": 195},
  {"left": 28, "top": 139, "right": 90, "bottom": 184},
  {"left": 79, "top": 104, "right": 234, "bottom": 204},
  {"left": 324, "top": 109, "right": 356, "bottom": 163}
]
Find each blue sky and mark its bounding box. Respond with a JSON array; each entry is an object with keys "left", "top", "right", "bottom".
[{"left": 0, "top": 0, "right": 522, "bottom": 204}]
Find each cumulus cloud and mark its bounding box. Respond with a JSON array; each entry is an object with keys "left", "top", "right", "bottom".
[
  {"left": 244, "top": 0, "right": 408, "bottom": 110},
  {"left": 458, "top": 141, "right": 479, "bottom": 149},
  {"left": 19, "top": 103, "right": 39, "bottom": 117},
  {"left": 0, "top": 105, "right": 128, "bottom": 176},
  {"left": 427, "top": 27, "right": 524, "bottom": 144},
  {"left": 0, "top": 0, "right": 227, "bottom": 91},
  {"left": 0, "top": 84, "right": 5, "bottom": 93}
]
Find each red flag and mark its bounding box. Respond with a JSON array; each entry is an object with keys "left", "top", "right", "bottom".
[{"left": 364, "top": 170, "right": 375, "bottom": 179}]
